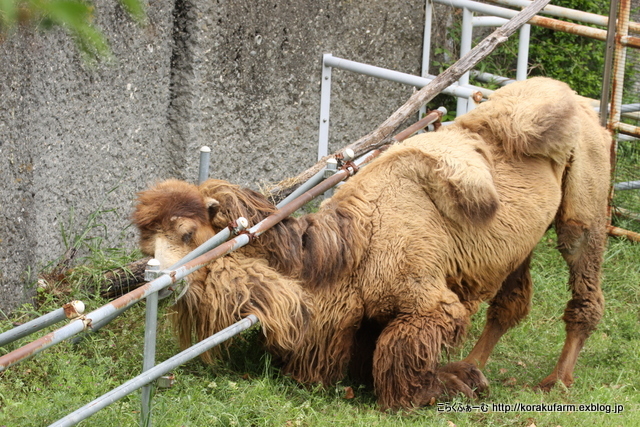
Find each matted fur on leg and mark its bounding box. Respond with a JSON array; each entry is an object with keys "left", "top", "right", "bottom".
[{"left": 373, "top": 311, "right": 468, "bottom": 410}]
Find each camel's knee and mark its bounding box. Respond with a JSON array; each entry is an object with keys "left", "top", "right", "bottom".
[
  {"left": 373, "top": 310, "right": 468, "bottom": 410},
  {"left": 563, "top": 290, "right": 604, "bottom": 334},
  {"left": 556, "top": 220, "right": 606, "bottom": 333},
  {"left": 556, "top": 220, "right": 589, "bottom": 259}
]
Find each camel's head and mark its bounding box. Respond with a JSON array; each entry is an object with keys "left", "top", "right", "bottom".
[
  {"left": 132, "top": 179, "right": 218, "bottom": 270},
  {"left": 199, "top": 179, "right": 278, "bottom": 232}
]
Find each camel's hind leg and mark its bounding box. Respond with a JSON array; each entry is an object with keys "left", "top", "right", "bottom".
[
  {"left": 538, "top": 219, "right": 606, "bottom": 390},
  {"left": 463, "top": 253, "right": 533, "bottom": 369}
]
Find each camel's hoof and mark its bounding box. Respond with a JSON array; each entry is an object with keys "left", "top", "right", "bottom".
[{"left": 437, "top": 361, "right": 490, "bottom": 399}]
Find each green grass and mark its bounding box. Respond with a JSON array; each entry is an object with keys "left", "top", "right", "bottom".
[{"left": 1, "top": 232, "right": 639, "bottom": 427}]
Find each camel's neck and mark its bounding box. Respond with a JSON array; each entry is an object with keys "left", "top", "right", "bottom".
[{"left": 254, "top": 206, "right": 365, "bottom": 290}]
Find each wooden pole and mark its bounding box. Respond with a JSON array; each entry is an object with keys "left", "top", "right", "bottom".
[{"left": 268, "top": 0, "right": 551, "bottom": 203}]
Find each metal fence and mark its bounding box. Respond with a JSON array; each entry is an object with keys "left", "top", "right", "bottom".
[{"left": 318, "top": 2, "right": 640, "bottom": 240}]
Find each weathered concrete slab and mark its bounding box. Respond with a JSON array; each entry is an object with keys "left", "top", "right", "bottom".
[{"left": 0, "top": 0, "right": 434, "bottom": 314}]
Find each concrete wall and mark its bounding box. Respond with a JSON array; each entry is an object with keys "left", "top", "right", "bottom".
[{"left": 0, "top": 0, "right": 444, "bottom": 314}]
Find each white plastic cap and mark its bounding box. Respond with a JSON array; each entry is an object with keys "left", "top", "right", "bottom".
[
  {"left": 343, "top": 148, "right": 355, "bottom": 161},
  {"left": 237, "top": 217, "right": 249, "bottom": 229},
  {"left": 71, "top": 300, "right": 85, "bottom": 314}
]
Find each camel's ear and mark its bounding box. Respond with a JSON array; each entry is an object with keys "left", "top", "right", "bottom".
[{"left": 205, "top": 197, "right": 220, "bottom": 221}]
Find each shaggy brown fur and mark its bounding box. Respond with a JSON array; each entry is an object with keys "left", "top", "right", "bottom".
[
  {"left": 133, "top": 78, "right": 611, "bottom": 410},
  {"left": 132, "top": 180, "right": 311, "bottom": 361}
]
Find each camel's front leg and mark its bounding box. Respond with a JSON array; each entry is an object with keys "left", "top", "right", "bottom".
[{"left": 372, "top": 291, "right": 487, "bottom": 410}]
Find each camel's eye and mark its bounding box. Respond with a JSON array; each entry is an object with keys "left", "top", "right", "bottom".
[{"left": 182, "top": 232, "right": 193, "bottom": 244}]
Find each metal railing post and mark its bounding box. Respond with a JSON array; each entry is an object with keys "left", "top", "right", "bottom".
[
  {"left": 420, "top": 0, "right": 434, "bottom": 119},
  {"left": 318, "top": 54, "right": 333, "bottom": 160},
  {"left": 198, "top": 146, "right": 211, "bottom": 184},
  {"left": 323, "top": 158, "right": 338, "bottom": 200},
  {"left": 141, "top": 259, "right": 161, "bottom": 427},
  {"left": 457, "top": 7, "right": 474, "bottom": 116},
  {"left": 516, "top": 24, "right": 531, "bottom": 80}
]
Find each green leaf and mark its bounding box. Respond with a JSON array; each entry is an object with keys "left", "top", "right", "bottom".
[
  {"left": 38, "top": 0, "right": 94, "bottom": 28},
  {"left": 118, "top": 0, "right": 145, "bottom": 24},
  {"left": 0, "top": 0, "right": 18, "bottom": 30}
]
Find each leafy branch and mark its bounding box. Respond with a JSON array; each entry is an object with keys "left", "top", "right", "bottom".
[{"left": 0, "top": 0, "right": 146, "bottom": 59}]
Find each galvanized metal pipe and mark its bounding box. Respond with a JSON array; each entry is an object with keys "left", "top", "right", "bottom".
[
  {"left": 140, "top": 291, "right": 158, "bottom": 426},
  {"left": 457, "top": 7, "right": 474, "bottom": 116},
  {"left": 323, "top": 158, "right": 338, "bottom": 200},
  {"left": 323, "top": 54, "right": 480, "bottom": 98},
  {"left": 141, "top": 260, "right": 161, "bottom": 427},
  {"left": 614, "top": 180, "right": 640, "bottom": 191},
  {"left": 422, "top": 0, "right": 434, "bottom": 83},
  {"left": 0, "top": 301, "right": 84, "bottom": 347},
  {"left": 473, "top": 16, "right": 508, "bottom": 27},
  {"left": 276, "top": 169, "right": 326, "bottom": 209},
  {"left": 420, "top": 0, "right": 435, "bottom": 119},
  {"left": 471, "top": 70, "right": 516, "bottom": 86},
  {"left": 48, "top": 315, "right": 259, "bottom": 427},
  {"left": 516, "top": 24, "right": 530, "bottom": 80},
  {"left": 318, "top": 55, "right": 333, "bottom": 160},
  {"left": 198, "top": 146, "right": 211, "bottom": 184},
  {"left": 595, "top": 103, "right": 640, "bottom": 115}
]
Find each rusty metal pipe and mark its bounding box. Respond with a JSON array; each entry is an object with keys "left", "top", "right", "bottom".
[
  {"left": 489, "top": 0, "right": 640, "bottom": 34},
  {"left": 608, "top": 225, "right": 640, "bottom": 242},
  {"left": 434, "top": 0, "right": 640, "bottom": 48},
  {"left": 615, "top": 122, "right": 640, "bottom": 138},
  {"left": 393, "top": 107, "right": 446, "bottom": 142},
  {"left": 0, "top": 301, "right": 84, "bottom": 347}
]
